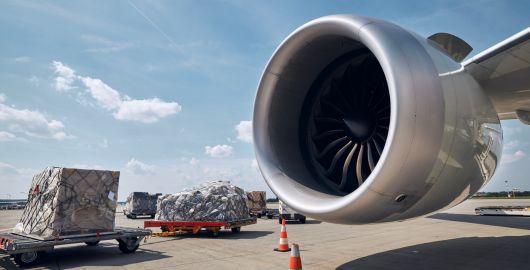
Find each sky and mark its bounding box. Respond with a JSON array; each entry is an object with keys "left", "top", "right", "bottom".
[{"left": 1, "top": 0, "right": 530, "bottom": 200}]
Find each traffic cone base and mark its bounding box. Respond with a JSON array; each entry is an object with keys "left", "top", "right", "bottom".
[{"left": 274, "top": 218, "right": 291, "bottom": 252}]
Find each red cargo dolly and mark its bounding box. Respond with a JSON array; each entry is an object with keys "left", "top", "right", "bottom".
[{"left": 144, "top": 218, "right": 257, "bottom": 237}]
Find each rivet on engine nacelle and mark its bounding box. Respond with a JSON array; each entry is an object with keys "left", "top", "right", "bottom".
[{"left": 395, "top": 194, "right": 407, "bottom": 203}]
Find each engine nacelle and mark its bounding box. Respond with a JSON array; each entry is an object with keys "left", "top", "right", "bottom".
[{"left": 253, "top": 15, "right": 502, "bottom": 224}]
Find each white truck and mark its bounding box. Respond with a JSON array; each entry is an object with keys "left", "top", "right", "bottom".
[
  {"left": 475, "top": 206, "right": 530, "bottom": 216},
  {"left": 279, "top": 200, "right": 306, "bottom": 224}
]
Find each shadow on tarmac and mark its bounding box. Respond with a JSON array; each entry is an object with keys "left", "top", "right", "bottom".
[
  {"left": 282, "top": 219, "right": 322, "bottom": 225},
  {"left": 0, "top": 242, "right": 169, "bottom": 270},
  {"left": 428, "top": 213, "right": 530, "bottom": 230},
  {"left": 337, "top": 235, "right": 530, "bottom": 270}
]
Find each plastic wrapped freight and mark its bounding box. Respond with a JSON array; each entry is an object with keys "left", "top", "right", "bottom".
[
  {"left": 156, "top": 181, "right": 251, "bottom": 222},
  {"left": 13, "top": 167, "right": 119, "bottom": 240},
  {"left": 124, "top": 192, "right": 161, "bottom": 216},
  {"left": 246, "top": 191, "right": 266, "bottom": 211}
]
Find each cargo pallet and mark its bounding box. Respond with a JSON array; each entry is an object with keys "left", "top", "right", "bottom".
[
  {"left": 0, "top": 227, "right": 151, "bottom": 267},
  {"left": 144, "top": 218, "right": 257, "bottom": 237},
  {"left": 475, "top": 206, "right": 530, "bottom": 216}
]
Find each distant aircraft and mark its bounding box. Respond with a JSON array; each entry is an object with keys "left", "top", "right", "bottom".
[{"left": 252, "top": 15, "right": 530, "bottom": 224}]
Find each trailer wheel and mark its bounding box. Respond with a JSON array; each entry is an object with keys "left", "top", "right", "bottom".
[
  {"left": 118, "top": 237, "right": 139, "bottom": 254},
  {"left": 267, "top": 214, "right": 273, "bottom": 219},
  {"left": 231, "top": 227, "right": 241, "bottom": 233},
  {"left": 208, "top": 230, "right": 220, "bottom": 237},
  {"left": 14, "top": 251, "right": 41, "bottom": 267},
  {"left": 85, "top": 241, "right": 100, "bottom": 246}
]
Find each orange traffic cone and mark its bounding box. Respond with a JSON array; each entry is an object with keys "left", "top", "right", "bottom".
[
  {"left": 274, "top": 218, "right": 291, "bottom": 252},
  {"left": 289, "top": 243, "right": 302, "bottom": 270}
]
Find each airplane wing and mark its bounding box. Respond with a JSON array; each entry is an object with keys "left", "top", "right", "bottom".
[{"left": 463, "top": 28, "right": 530, "bottom": 122}]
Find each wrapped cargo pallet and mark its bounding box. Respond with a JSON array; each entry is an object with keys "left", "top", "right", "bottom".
[
  {"left": 246, "top": 191, "right": 266, "bottom": 211},
  {"left": 13, "top": 167, "right": 119, "bottom": 240},
  {"left": 124, "top": 192, "right": 161, "bottom": 217},
  {"left": 156, "top": 181, "right": 251, "bottom": 222}
]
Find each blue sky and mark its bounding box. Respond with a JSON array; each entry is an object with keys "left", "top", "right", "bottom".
[{"left": 1, "top": 0, "right": 530, "bottom": 200}]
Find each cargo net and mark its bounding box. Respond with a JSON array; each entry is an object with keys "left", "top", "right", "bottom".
[
  {"left": 124, "top": 192, "right": 160, "bottom": 215},
  {"left": 246, "top": 191, "right": 266, "bottom": 211},
  {"left": 156, "top": 181, "right": 251, "bottom": 222},
  {"left": 13, "top": 167, "right": 119, "bottom": 240}
]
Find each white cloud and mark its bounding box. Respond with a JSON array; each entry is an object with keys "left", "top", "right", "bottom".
[
  {"left": 52, "top": 61, "right": 77, "bottom": 91},
  {"left": 113, "top": 98, "right": 181, "bottom": 123},
  {"left": 0, "top": 162, "right": 40, "bottom": 197},
  {"left": 29, "top": 76, "right": 40, "bottom": 86},
  {"left": 100, "top": 138, "right": 109, "bottom": 148},
  {"left": 205, "top": 144, "right": 234, "bottom": 158},
  {"left": 251, "top": 159, "right": 259, "bottom": 169},
  {"left": 235, "top": 120, "right": 252, "bottom": 143},
  {"left": 71, "top": 164, "right": 105, "bottom": 170},
  {"left": 504, "top": 140, "right": 520, "bottom": 150},
  {"left": 126, "top": 158, "right": 154, "bottom": 174},
  {"left": 502, "top": 150, "right": 526, "bottom": 164},
  {"left": 52, "top": 61, "right": 181, "bottom": 123},
  {"left": 0, "top": 162, "right": 19, "bottom": 174},
  {"left": 12, "top": 56, "right": 30, "bottom": 63},
  {"left": 0, "top": 131, "right": 16, "bottom": 142},
  {"left": 189, "top": 157, "right": 199, "bottom": 166},
  {"left": 0, "top": 94, "right": 5, "bottom": 103},
  {"left": 79, "top": 76, "right": 122, "bottom": 110},
  {"left": 0, "top": 96, "right": 73, "bottom": 140},
  {"left": 81, "top": 34, "right": 132, "bottom": 53}
]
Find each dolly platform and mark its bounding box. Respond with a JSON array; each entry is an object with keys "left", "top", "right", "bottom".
[
  {"left": 144, "top": 218, "right": 257, "bottom": 237},
  {"left": 0, "top": 227, "right": 151, "bottom": 267}
]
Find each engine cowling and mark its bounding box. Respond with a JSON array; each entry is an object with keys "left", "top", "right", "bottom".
[{"left": 253, "top": 15, "right": 502, "bottom": 224}]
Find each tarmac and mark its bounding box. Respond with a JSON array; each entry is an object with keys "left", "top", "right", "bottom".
[{"left": 0, "top": 199, "right": 529, "bottom": 269}]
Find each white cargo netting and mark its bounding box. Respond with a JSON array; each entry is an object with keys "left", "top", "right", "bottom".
[
  {"left": 13, "top": 167, "right": 119, "bottom": 240},
  {"left": 156, "top": 181, "right": 251, "bottom": 222}
]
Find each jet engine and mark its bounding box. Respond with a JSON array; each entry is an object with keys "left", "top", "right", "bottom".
[{"left": 253, "top": 15, "right": 503, "bottom": 224}]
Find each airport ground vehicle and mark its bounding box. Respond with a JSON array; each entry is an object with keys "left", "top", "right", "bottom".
[
  {"left": 279, "top": 201, "right": 306, "bottom": 224},
  {"left": 250, "top": 208, "right": 278, "bottom": 219},
  {"left": 144, "top": 218, "right": 257, "bottom": 237},
  {"left": 475, "top": 206, "right": 530, "bottom": 216},
  {"left": 0, "top": 227, "right": 151, "bottom": 267},
  {"left": 123, "top": 192, "right": 160, "bottom": 219},
  {"left": 123, "top": 209, "right": 155, "bottom": 219}
]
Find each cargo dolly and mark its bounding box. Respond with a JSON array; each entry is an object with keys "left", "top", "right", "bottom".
[
  {"left": 144, "top": 217, "right": 257, "bottom": 237},
  {"left": 0, "top": 227, "right": 151, "bottom": 267}
]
